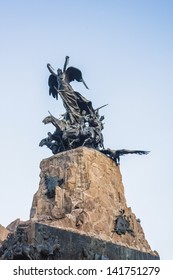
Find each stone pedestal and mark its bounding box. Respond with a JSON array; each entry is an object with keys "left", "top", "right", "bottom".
[
  {"left": 0, "top": 147, "right": 159, "bottom": 259},
  {"left": 30, "top": 147, "right": 158, "bottom": 256}
]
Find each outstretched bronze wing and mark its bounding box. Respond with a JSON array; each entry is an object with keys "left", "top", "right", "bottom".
[
  {"left": 65, "top": 67, "right": 89, "bottom": 89},
  {"left": 100, "top": 149, "right": 150, "bottom": 165},
  {"left": 117, "top": 150, "right": 150, "bottom": 156},
  {"left": 48, "top": 74, "right": 59, "bottom": 99}
]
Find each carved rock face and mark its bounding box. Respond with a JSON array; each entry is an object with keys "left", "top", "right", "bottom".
[
  {"left": 30, "top": 147, "right": 155, "bottom": 254},
  {"left": 0, "top": 147, "right": 159, "bottom": 260},
  {"left": 0, "top": 225, "right": 9, "bottom": 243}
]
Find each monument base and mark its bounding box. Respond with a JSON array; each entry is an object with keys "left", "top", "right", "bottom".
[
  {"left": 0, "top": 221, "right": 159, "bottom": 260},
  {"left": 34, "top": 223, "right": 159, "bottom": 260},
  {"left": 0, "top": 147, "right": 159, "bottom": 260}
]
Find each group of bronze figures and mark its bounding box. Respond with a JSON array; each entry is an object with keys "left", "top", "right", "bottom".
[
  {"left": 0, "top": 225, "right": 60, "bottom": 260},
  {"left": 39, "top": 56, "right": 149, "bottom": 165}
]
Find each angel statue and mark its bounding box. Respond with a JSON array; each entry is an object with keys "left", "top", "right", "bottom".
[
  {"left": 47, "top": 56, "right": 95, "bottom": 123},
  {"left": 40, "top": 56, "right": 149, "bottom": 166}
]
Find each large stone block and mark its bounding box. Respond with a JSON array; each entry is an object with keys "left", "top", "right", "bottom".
[{"left": 30, "top": 147, "right": 158, "bottom": 257}]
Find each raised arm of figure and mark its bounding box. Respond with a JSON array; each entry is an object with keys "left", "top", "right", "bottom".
[{"left": 47, "top": 63, "right": 57, "bottom": 76}]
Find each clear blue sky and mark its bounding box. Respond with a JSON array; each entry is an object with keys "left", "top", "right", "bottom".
[{"left": 0, "top": 0, "right": 173, "bottom": 259}]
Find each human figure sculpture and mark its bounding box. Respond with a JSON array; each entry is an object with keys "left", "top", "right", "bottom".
[{"left": 47, "top": 56, "right": 94, "bottom": 123}]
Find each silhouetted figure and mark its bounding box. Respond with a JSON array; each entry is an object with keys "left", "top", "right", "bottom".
[{"left": 47, "top": 56, "right": 93, "bottom": 123}]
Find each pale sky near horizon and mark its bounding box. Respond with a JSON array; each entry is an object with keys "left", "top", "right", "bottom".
[{"left": 0, "top": 0, "right": 173, "bottom": 259}]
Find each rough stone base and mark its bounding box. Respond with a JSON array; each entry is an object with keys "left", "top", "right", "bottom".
[
  {"left": 0, "top": 147, "right": 160, "bottom": 260},
  {"left": 30, "top": 147, "right": 157, "bottom": 255},
  {"left": 34, "top": 223, "right": 159, "bottom": 260},
  {"left": 0, "top": 222, "right": 159, "bottom": 260}
]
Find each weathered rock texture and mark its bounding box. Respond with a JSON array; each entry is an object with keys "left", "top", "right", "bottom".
[
  {"left": 30, "top": 147, "right": 157, "bottom": 256},
  {"left": 0, "top": 225, "right": 9, "bottom": 243},
  {"left": 0, "top": 147, "right": 159, "bottom": 259}
]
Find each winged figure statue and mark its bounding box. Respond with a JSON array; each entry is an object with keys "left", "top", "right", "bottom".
[{"left": 47, "top": 56, "right": 94, "bottom": 123}]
